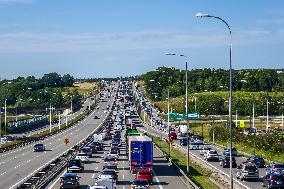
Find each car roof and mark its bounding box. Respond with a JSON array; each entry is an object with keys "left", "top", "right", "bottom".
[
  {"left": 138, "top": 169, "right": 151, "bottom": 173},
  {"left": 63, "top": 173, "right": 78, "bottom": 177}
]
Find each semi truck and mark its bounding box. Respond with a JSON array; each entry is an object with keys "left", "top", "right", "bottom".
[
  {"left": 128, "top": 136, "right": 153, "bottom": 173},
  {"left": 179, "top": 125, "right": 188, "bottom": 137}
]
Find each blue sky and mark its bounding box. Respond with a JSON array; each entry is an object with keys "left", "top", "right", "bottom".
[{"left": 0, "top": 0, "right": 283, "bottom": 79}]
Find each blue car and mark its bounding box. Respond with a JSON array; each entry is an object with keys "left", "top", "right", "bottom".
[{"left": 180, "top": 138, "right": 187, "bottom": 146}]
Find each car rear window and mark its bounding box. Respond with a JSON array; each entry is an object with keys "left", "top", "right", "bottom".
[{"left": 274, "top": 164, "right": 284, "bottom": 168}]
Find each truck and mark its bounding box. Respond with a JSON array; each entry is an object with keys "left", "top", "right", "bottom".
[
  {"left": 179, "top": 125, "right": 188, "bottom": 137},
  {"left": 128, "top": 136, "right": 153, "bottom": 173}
]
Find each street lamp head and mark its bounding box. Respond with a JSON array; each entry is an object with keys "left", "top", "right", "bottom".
[
  {"left": 180, "top": 54, "right": 186, "bottom": 57},
  {"left": 165, "top": 53, "right": 176, "bottom": 56},
  {"left": 195, "top": 12, "right": 209, "bottom": 17}
]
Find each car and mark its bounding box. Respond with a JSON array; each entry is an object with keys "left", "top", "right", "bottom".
[
  {"left": 223, "top": 147, "right": 238, "bottom": 157},
  {"left": 75, "top": 153, "right": 89, "bottom": 163},
  {"left": 131, "top": 179, "right": 150, "bottom": 189},
  {"left": 34, "top": 143, "right": 45, "bottom": 152},
  {"left": 60, "top": 173, "right": 80, "bottom": 189},
  {"left": 262, "top": 172, "right": 284, "bottom": 189},
  {"left": 104, "top": 156, "right": 118, "bottom": 166},
  {"left": 80, "top": 147, "right": 93, "bottom": 157},
  {"left": 199, "top": 146, "right": 212, "bottom": 156},
  {"left": 189, "top": 142, "right": 202, "bottom": 150},
  {"left": 135, "top": 169, "right": 153, "bottom": 184},
  {"left": 67, "top": 159, "right": 84, "bottom": 173},
  {"left": 97, "top": 174, "right": 116, "bottom": 182},
  {"left": 219, "top": 156, "right": 237, "bottom": 168},
  {"left": 108, "top": 148, "right": 119, "bottom": 158},
  {"left": 89, "top": 142, "right": 103, "bottom": 151},
  {"left": 168, "top": 131, "right": 177, "bottom": 140},
  {"left": 266, "top": 162, "right": 284, "bottom": 174},
  {"left": 87, "top": 143, "right": 98, "bottom": 153},
  {"left": 246, "top": 156, "right": 265, "bottom": 168},
  {"left": 94, "top": 115, "right": 100, "bottom": 119},
  {"left": 180, "top": 138, "right": 187, "bottom": 146},
  {"left": 204, "top": 150, "right": 219, "bottom": 161},
  {"left": 101, "top": 169, "right": 118, "bottom": 182},
  {"left": 236, "top": 163, "right": 259, "bottom": 181}
]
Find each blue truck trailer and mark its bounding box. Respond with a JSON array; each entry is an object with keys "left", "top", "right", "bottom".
[{"left": 128, "top": 136, "right": 153, "bottom": 173}]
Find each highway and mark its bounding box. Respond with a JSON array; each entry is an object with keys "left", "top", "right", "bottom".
[
  {"left": 46, "top": 106, "right": 189, "bottom": 189},
  {"left": 11, "top": 97, "right": 97, "bottom": 138},
  {"left": 133, "top": 87, "right": 269, "bottom": 189},
  {"left": 141, "top": 100, "right": 267, "bottom": 189},
  {"left": 0, "top": 87, "right": 115, "bottom": 189}
]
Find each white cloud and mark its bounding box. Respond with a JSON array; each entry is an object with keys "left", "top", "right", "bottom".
[
  {"left": 256, "top": 18, "right": 284, "bottom": 25},
  {"left": 0, "top": 29, "right": 280, "bottom": 53}
]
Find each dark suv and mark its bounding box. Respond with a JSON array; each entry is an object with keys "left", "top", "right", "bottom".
[
  {"left": 60, "top": 173, "right": 80, "bottom": 189},
  {"left": 67, "top": 159, "right": 84, "bottom": 173},
  {"left": 247, "top": 156, "right": 265, "bottom": 168},
  {"left": 220, "top": 156, "right": 237, "bottom": 168},
  {"left": 34, "top": 144, "right": 45, "bottom": 152},
  {"left": 262, "top": 172, "right": 284, "bottom": 189}
]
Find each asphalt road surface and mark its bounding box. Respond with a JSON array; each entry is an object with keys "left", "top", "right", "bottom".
[
  {"left": 47, "top": 110, "right": 188, "bottom": 189},
  {"left": 0, "top": 87, "right": 115, "bottom": 189}
]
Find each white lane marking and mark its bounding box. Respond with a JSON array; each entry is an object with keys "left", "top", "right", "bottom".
[
  {"left": 91, "top": 174, "right": 95, "bottom": 179},
  {"left": 122, "top": 174, "right": 125, "bottom": 179}
]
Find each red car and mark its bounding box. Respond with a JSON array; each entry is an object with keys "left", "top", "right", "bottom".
[
  {"left": 135, "top": 169, "right": 153, "bottom": 184},
  {"left": 168, "top": 131, "right": 177, "bottom": 140}
]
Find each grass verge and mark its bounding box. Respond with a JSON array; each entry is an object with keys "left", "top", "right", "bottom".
[{"left": 150, "top": 135, "right": 219, "bottom": 189}]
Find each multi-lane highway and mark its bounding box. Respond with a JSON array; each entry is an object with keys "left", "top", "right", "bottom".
[
  {"left": 46, "top": 103, "right": 189, "bottom": 189},
  {"left": 139, "top": 93, "right": 267, "bottom": 189},
  {"left": 0, "top": 87, "right": 115, "bottom": 189}
]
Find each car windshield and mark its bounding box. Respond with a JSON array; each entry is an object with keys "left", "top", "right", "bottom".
[
  {"left": 138, "top": 172, "right": 151, "bottom": 175},
  {"left": 245, "top": 165, "right": 257, "bottom": 171},
  {"left": 274, "top": 164, "right": 284, "bottom": 169},
  {"left": 64, "top": 176, "right": 77, "bottom": 181},
  {"left": 210, "top": 151, "right": 217, "bottom": 154},
  {"left": 133, "top": 180, "right": 148, "bottom": 185}
]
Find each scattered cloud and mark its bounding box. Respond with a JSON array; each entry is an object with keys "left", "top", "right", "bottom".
[{"left": 0, "top": 29, "right": 281, "bottom": 53}]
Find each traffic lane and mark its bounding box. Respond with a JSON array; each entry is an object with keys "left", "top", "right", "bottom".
[
  {"left": 0, "top": 95, "right": 113, "bottom": 163},
  {"left": 143, "top": 123, "right": 264, "bottom": 189},
  {"left": 0, "top": 96, "right": 114, "bottom": 189},
  {"left": 0, "top": 106, "right": 103, "bottom": 169},
  {"left": 47, "top": 141, "right": 111, "bottom": 189}
]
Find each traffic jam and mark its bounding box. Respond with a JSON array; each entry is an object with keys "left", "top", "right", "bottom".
[
  {"left": 134, "top": 85, "right": 284, "bottom": 189},
  {"left": 35, "top": 83, "right": 155, "bottom": 189}
]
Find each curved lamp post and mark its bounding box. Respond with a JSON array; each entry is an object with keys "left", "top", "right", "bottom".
[
  {"left": 196, "top": 12, "right": 233, "bottom": 189},
  {"left": 165, "top": 53, "right": 190, "bottom": 173}
]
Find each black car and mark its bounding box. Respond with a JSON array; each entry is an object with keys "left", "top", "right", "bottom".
[
  {"left": 247, "top": 156, "right": 265, "bottom": 168},
  {"left": 220, "top": 156, "right": 237, "bottom": 168},
  {"left": 34, "top": 144, "right": 45, "bottom": 152},
  {"left": 94, "top": 116, "right": 100, "bottom": 119},
  {"left": 262, "top": 172, "right": 284, "bottom": 189},
  {"left": 89, "top": 142, "right": 103, "bottom": 151},
  {"left": 67, "top": 159, "right": 84, "bottom": 173},
  {"left": 60, "top": 173, "right": 80, "bottom": 189}
]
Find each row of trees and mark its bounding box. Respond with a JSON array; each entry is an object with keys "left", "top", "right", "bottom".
[
  {"left": 142, "top": 67, "right": 284, "bottom": 100},
  {"left": 209, "top": 125, "right": 284, "bottom": 161},
  {"left": 0, "top": 73, "right": 82, "bottom": 112}
]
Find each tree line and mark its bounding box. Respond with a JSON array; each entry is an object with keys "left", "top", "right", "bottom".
[
  {"left": 0, "top": 72, "right": 82, "bottom": 113},
  {"left": 141, "top": 67, "right": 284, "bottom": 116}
]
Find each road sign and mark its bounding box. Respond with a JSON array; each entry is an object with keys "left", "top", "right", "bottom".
[
  {"left": 183, "top": 113, "right": 200, "bottom": 119},
  {"left": 240, "top": 120, "right": 245, "bottom": 128},
  {"left": 64, "top": 137, "right": 69, "bottom": 145}
]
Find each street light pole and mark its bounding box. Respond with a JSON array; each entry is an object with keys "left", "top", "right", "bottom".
[
  {"left": 167, "top": 87, "right": 171, "bottom": 159},
  {"left": 4, "top": 99, "right": 7, "bottom": 134},
  {"left": 266, "top": 99, "right": 269, "bottom": 132},
  {"left": 196, "top": 12, "right": 233, "bottom": 189},
  {"left": 165, "top": 53, "right": 189, "bottom": 173}
]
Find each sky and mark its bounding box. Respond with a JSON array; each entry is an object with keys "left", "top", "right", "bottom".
[{"left": 0, "top": 0, "right": 283, "bottom": 79}]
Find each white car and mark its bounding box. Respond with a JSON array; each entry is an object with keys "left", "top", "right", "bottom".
[
  {"left": 204, "top": 150, "right": 219, "bottom": 161},
  {"left": 199, "top": 147, "right": 212, "bottom": 156},
  {"left": 75, "top": 153, "right": 89, "bottom": 163}
]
